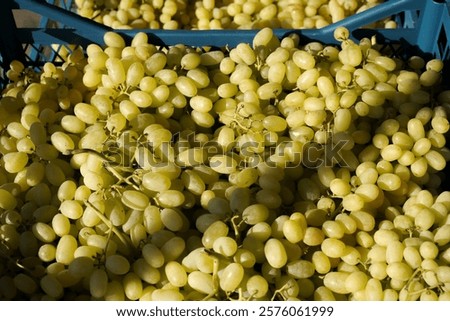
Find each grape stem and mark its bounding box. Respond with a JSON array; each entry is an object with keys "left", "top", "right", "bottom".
[
  {"left": 271, "top": 283, "right": 291, "bottom": 301},
  {"left": 84, "top": 200, "right": 135, "bottom": 255},
  {"left": 230, "top": 214, "right": 242, "bottom": 243},
  {"left": 0, "top": 242, "right": 34, "bottom": 275}
]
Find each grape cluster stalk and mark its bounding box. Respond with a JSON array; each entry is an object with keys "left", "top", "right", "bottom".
[
  {"left": 74, "top": 0, "right": 395, "bottom": 30},
  {"left": 0, "top": 27, "right": 450, "bottom": 301}
]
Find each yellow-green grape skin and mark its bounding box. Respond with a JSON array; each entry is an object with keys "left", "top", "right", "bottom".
[
  {"left": 0, "top": 189, "right": 17, "bottom": 210},
  {"left": 323, "top": 271, "right": 350, "bottom": 294},
  {"left": 3, "top": 152, "right": 28, "bottom": 173},
  {"left": 151, "top": 289, "right": 184, "bottom": 301},
  {"left": 321, "top": 238, "right": 346, "bottom": 258},
  {"left": 286, "top": 260, "right": 315, "bottom": 279},
  {"left": 246, "top": 274, "right": 269, "bottom": 299},
  {"left": 165, "top": 261, "right": 188, "bottom": 287},
  {"left": 123, "top": 272, "right": 143, "bottom": 301},
  {"left": 104, "top": 281, "right": 125, "bottom": 301},
  {"left": 133, "top": 259, "right": 161, "bottom": 285},
  {"left": 51, "top": 213, "right": 71, "bottom": 237},
  {"left": 105, "top": 254, "right": 131, "bottom": 275},
  {"left": 187, "top": 271, "right": 215, "bottom": 295},
  {"left": 314, "top": 286, "right": 336, "bottom": 301},
  {"left": 213, "top": 236, "right": 238, "bottom": 257},
  {"left": 55, "top": 235, "right": 77, "bottom": 265},
  {"left": 32, "top": 222, "right": 56, "bottom": 243},
  {"left": 160, "top": 236, "right": 186, "bottom": 261},
  {"left": 365, "top": 278, "right": 384, "bottom": 301},
  {"left": 403, "top": 246, "right": 422, "bottom": 269},
  {"left": 419, "top": 241, "right": 439, "bottom": 259},
  {"left": 142, "top": 243, "right": 165, "bottom": 268},
  {"left": 89, "top": 269, "right": 108, "bottom": 298},
  {"left": 175, "top": 76, "right": 198, "bottom": 97},
  {"left": 160, "top": 208, "right": 186, "bottom": 232},
  {"left": 155, "top": 190, "right": 185, "bottom": 208},
  {"left": 219, "top": 262, "right": 244, "bottom": 292},
  {"left": 40, "top": 274, "right": 64, "bottom": 299},
  {"left": 59, "top": 200, "right": 83, "bottom": 220},
  {"left": 282, "top": 219, "right": 305, "bottom": 244},
  {"left": 121, "top": 190, "right": 150, "bottom": 211},
  {"left": 345, "top": 271, "right": 368, "bottom": 293},
  {"left": 386, "top": 262, "right": 413, "bottom": 282},
  {"left": 38, "top": 244, "right": 56, "bottom": 262},
  {"left": 264, "top": 238, "right": 288, "bottom": 268},
  {"left": 242, "top": 203, "right": 270, "bottom": 225},
  {"left": 233, "top": 248, "right": 256, "bottom": 269}
]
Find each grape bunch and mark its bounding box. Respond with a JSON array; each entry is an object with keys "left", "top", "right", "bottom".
[
  {"left": 0, "top": 26, "right": 449, "bottom": 301},
  {"left": 74, "top": 0, "right": 394, "bottom": 30}
]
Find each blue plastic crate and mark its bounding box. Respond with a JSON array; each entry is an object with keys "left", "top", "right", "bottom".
[{"left": 1, "top": 0, "right": 450, "bottom": 85}]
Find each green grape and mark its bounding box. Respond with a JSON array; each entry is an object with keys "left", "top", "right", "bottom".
[
  {"left": 282, "top": 218, "right": 305, "bottom": 244},
  {"left": 23, "top": 83, "right": 42, "bottom": 104},
  {"left": 344, "top": 270, "right": 368, "bottom": 293},
  {"left": 264, "top": 238, "right": 287, "bottom": 269},
  {"left": 386, "top": 262, "right": 413, "bottom": 282},
  {"left": 188, "top": 271, "right": 215, "bottom": 295},
  {"left": 121, "top": 190, "right": 150, "bottom": 211},
  {"left": 434, "top": 224, "right": 450, "bottom": 246},
  {"left": 213, "top": 236, "right": 238, "bottom": 257},
  {"left": 165, "top": 261, "right": 188, "bottom": 287},
  {"left": 3, "top": 152, "right": 28, "bottom": 173},
  {"left": 104, "top": 280, "right": 125, "bottom": 301},
  {"left": 246, "top": 274, "right": 268, "bottom": 299},
  {"left": 419, "top": 241, "right": 439, "bottom": 259},
  {"left": 55, "top": 235, "right": 77, "bottom": 265},
  {"left": 32, "top": 222, "right": 56, "bottom": 243},
  {"left": 12, "top": 273, "right": 37, "bottom": 296},
  {"left": 365, "top": 278, "right": 383, "bottom": 301},
  {"left": 286, "top": 260, "right": 315, "bottom": 279},
  {"left": 59, "top": 199, "right": 83, "bottom": 220},
  {"left": 51, "top": 213, "right": 71, "bottom": 237},
  {"left": 314, "top": 286, "right": 336, "bottom": 301},
  {"left": 133, "top": 258, "right": 161, "bottom": 285},
  {"left": 176, "top": 147, "right": 208, "bottom": 167},
  {"left": 233, "top": 248, "right": 256, "bottom": 269},
  {"left": 123, "top": 272, "right": 143, "bottom": 300},
  {"left": 105, "top": 254, "right": 131, "bottom": 275},
  {"left": 38, "top": 244, "right": 56, "bottom": 263},
  {"left": 160, "top": 208, "right": 186, "bottom": 232},
  {"left": 160, "top": 236, "right": 185, "bottom": 261},
  {"left": 219, "top": 262, "right": 244, "bottom": 292},
  {"left": 151, "top": 289, "right": 184, "bottom": 301},
  {"left": 323, "top": 271, "right": 350, "bottom": 294},
  {"left": 68, "top": 256, "right": 94, "bottom": 278},
  {"left": 126, "top": 62, "right": 145, "bottom": 87},
  {"left": 130, "top": 90, "right": 153, "bottom": 108},
  {"left": 350, "top": 210, "right": 376, "bottom": 232},
  {"left": 321, "top": 238, "right": 346, "bottom": 259},
  {"left": 403, "top": 246, "right": 422, "bottom": 269},
  {"left": 0, "top": 189, "right": 17, "bottom": 210},
  {"left": 155, "top": 190, "right": 185, "bottom": 208},
  {"left": 241, "top": 203, "right": 269, "bottom": 225}
]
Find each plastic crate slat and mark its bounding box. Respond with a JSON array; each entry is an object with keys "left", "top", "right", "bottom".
[
  {"left": 16, "top": 0, "right": 110, "bottom": 43},
  {"left": 16, "top": 27, "right": 96, "bottom": 48},
  {"left": 16, "top": 0, "right": 425, "bottom": 43}
]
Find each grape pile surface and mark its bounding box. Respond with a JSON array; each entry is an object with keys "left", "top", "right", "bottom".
[
  {"left": 74, "top": 0, "right": 394, "bottom": 30},
  {"left": 0, "top": 27, "right": 449, "bottom": 301}
]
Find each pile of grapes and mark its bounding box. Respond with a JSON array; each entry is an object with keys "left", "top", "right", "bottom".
[
  {"left": 0, "top": 27, "right": 450, "bottom": 301},
  {"left": 74, "top": 0, "right": 394, "bottom": 30}
]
